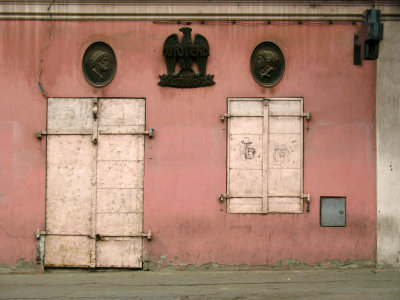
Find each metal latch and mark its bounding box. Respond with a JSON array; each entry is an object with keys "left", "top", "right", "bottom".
[
  {"left": 92, "top": 99, "right": 98, "bottom": 120},
  {"left": 301, "top": 193, "right": 311, "bottom": 212},
  {"left": 218, "top": 194, "right": 230, "bottom": 202},
  {"left": 220, "top": 113, "right": 230, "bottom": 121}
]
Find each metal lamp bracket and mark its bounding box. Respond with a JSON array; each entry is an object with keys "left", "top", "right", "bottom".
[{"left": 354, "top": 9, "right": 383, "bottom": 65}]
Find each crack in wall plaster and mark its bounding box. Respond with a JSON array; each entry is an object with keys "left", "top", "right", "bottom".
[
  {"left": 38, "top": 13, "right": 54, "bottom": 99},
  {"left": 48, "top": 0, "right": 56, "bottom": 12}
]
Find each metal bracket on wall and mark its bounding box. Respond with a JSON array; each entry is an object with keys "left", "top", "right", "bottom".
[
  {"left": 221, "top": 113, "right": 231, "bottom": 121},
  {"left": 36, "top": 130, "right": 48, "bottom": 139},
  {"left": 144, "top": 128, "right": 155, "bottom": 138},
  {"left": 301, "top": 193, "right": 311, "bottom": 212},
  {"left": 219, "top": 194, "right": 311, "bottom": 212},
  {"left": 35, "top": 229, "right": 153, "bottom": 241},
  {"left": 36, "top": 128, "right": 154, "bottom": 142},
  {"left": 36, "top": 130, "right": 98, "bottom": 144},
  {"left": 269, "top": 112, "right": 311, "bottom": 121},
  {"left": 34, "top": 229, "right": 45, "bottom": 266},
  {"left": 301, "top": 112, "right": 311, "bottom": 121},
  {"left": 98, "top": 128, "right": 155, "bottom": 138},
  {"left": 95, "top": 230, "right": 153, "bottom": 241},
  {"left": 221, "top": 113, "right": 264, "bottom": 122},
  {"left": 218, "top": 194, "right": 230, "bottom": 202},
  {"left": 354, "top": 35, "right": 362, "bottom": 65},
  {"left": 354, "top": 9, "right": 383, "bottom": 65},
  {"left": 221, "top": 113, "right": 310, "bottom": 122}
]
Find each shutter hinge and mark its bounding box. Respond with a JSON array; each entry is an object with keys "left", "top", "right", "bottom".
[
  {"left": 95, "top": 230, "right": 153, "bottom": 241},
  {"left": 34, "top": 230, "right": 45, "bottom": 265},
  {"left": 144, "top": 128, "right": 155, "bottom": 138},
  {"left": 220, "top": 113, "right": 230, "bottom": 121},
  {"left": 302, "top": 112, "right": 311, "bottom": 121},
  {"left": 34, "top": 229, "right": 46, "bottom": 239},
  {"left": 144, "top": 229, "right": 153, "bottom": 240},
  {"left": 301, "top": 193, "right": 311, "bottom": 212},
  {"left": 218, "top": 194, "right": 230, "bottom": 202},
  {"left": 36, "top": 229, "right": 153, "bottom": 241},
  {"left": 36, "top": 130, "right": 47, "bottom": 139}
]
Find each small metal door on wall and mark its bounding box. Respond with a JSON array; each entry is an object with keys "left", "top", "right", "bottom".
[{"left": 43, "top": 98, "right": 150, "bottom": 268}]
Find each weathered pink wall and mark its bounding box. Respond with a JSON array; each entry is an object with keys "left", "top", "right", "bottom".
[
  {"left": 0, "top": 21, "right": 49, "bottom": 268},
  {"left": 0, "top": 20, "right": 376, "bottom": 267}
]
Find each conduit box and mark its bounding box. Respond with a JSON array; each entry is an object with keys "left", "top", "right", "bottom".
[{"left": 320, "top": 197, "right": 346, "bottom": 227}]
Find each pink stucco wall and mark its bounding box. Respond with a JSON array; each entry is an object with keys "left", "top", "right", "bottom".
[{"left": 0, "top": 20, "right": 376, "bottom": 267}]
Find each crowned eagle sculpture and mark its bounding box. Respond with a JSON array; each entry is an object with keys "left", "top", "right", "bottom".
[{"left": 159, "top": 27, "right": 215, "bottom": 88}]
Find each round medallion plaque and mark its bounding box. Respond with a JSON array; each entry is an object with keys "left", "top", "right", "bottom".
[
  {"left": 250, "top": 42, "right": 285, "bottom": 88},
  {"left": 82, "top": 42, "right": 117, "bottom": 87}
]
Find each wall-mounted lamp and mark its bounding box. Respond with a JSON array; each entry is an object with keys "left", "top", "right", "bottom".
[{"left": 354, "top": 9, "right": 383, "bottom": 65}]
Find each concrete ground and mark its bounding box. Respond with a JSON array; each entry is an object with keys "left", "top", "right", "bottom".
[{"left": 1, "top": 269, "right": 400, "bottom": 299}]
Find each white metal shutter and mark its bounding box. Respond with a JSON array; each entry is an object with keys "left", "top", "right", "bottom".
[
  {"left": 96, "top": 99, "right": 145, "bottom": 268},
  {"left": 227, "top": 97, "right": 304, "bottom": 214},
  {"left": 227, "top": 98, "right": 267, "bottom": 213},
  {"left": 45, "top": 98, "right": 145, "bottom": 268}
]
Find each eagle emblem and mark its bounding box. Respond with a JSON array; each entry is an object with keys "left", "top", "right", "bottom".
[{"left": 159, "top": 27, "right": 215, "bottom": 88}]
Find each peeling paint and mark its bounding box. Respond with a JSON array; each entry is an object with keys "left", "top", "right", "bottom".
[
  {"left": 143, "top": 259, "right": 377, "bottom": 272},
  {"left": 0, "top": 257, "right": 378, "bottom": 273},
  {"left": 157, "top": 256, "right": 168, "bottom": 265},
  {"left": 0, "top": 259, "right": 36, "bottom": 274}
]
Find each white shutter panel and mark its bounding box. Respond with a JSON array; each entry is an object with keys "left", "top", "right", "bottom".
[
  {"left": 45, "top": 98, "right": 146, "bottom": 268},
  {"left": 227, "top": 98, "right": 267, "bottom": 213},
  {"left": 96, "top": 99, "right": 145, "bottom": 268},
  {"left": 226, "top": 98, "right": 304, "bottom": 214},
  {"left": 45, "top": 98, "right": 95, "bottom": 267},
  {"left": 267, "top": 98, "right": 303, "bottom": 213}
]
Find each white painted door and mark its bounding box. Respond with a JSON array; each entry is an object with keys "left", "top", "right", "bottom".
[
  {"left": 44, "top": 98, "right": 145, "bottom": 268},
  {"left": 226, "top": 98, "right": 304, "bottom": 214}
]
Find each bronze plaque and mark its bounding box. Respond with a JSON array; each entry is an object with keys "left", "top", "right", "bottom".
[
  {"left": 159, "top": 27, "right": 215, "bottom": 88},
  {"left": 82, "top": 42, "right": 116, "bottom": 87},
  {"left": 250, "top": 42, "right": 285, "bottom": 88}
]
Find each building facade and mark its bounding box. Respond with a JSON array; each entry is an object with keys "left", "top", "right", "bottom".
[{"left": 0, "top": 0, "right": 399, "bottom": 272}]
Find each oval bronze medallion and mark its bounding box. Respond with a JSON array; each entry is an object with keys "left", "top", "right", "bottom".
[
  {"left": 82, "top": 42, "right": 117, "bottom": 88},
  {"left": 250, "top": 42, "right": 285, "bottom": 88}
]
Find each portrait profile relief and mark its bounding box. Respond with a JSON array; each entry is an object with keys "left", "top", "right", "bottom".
[
  {"left": 250, "top": 42, "right": 285, "bottom": 87},
  {"left": 82, "top": 42, "right": 116, "bottom": 87}
]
